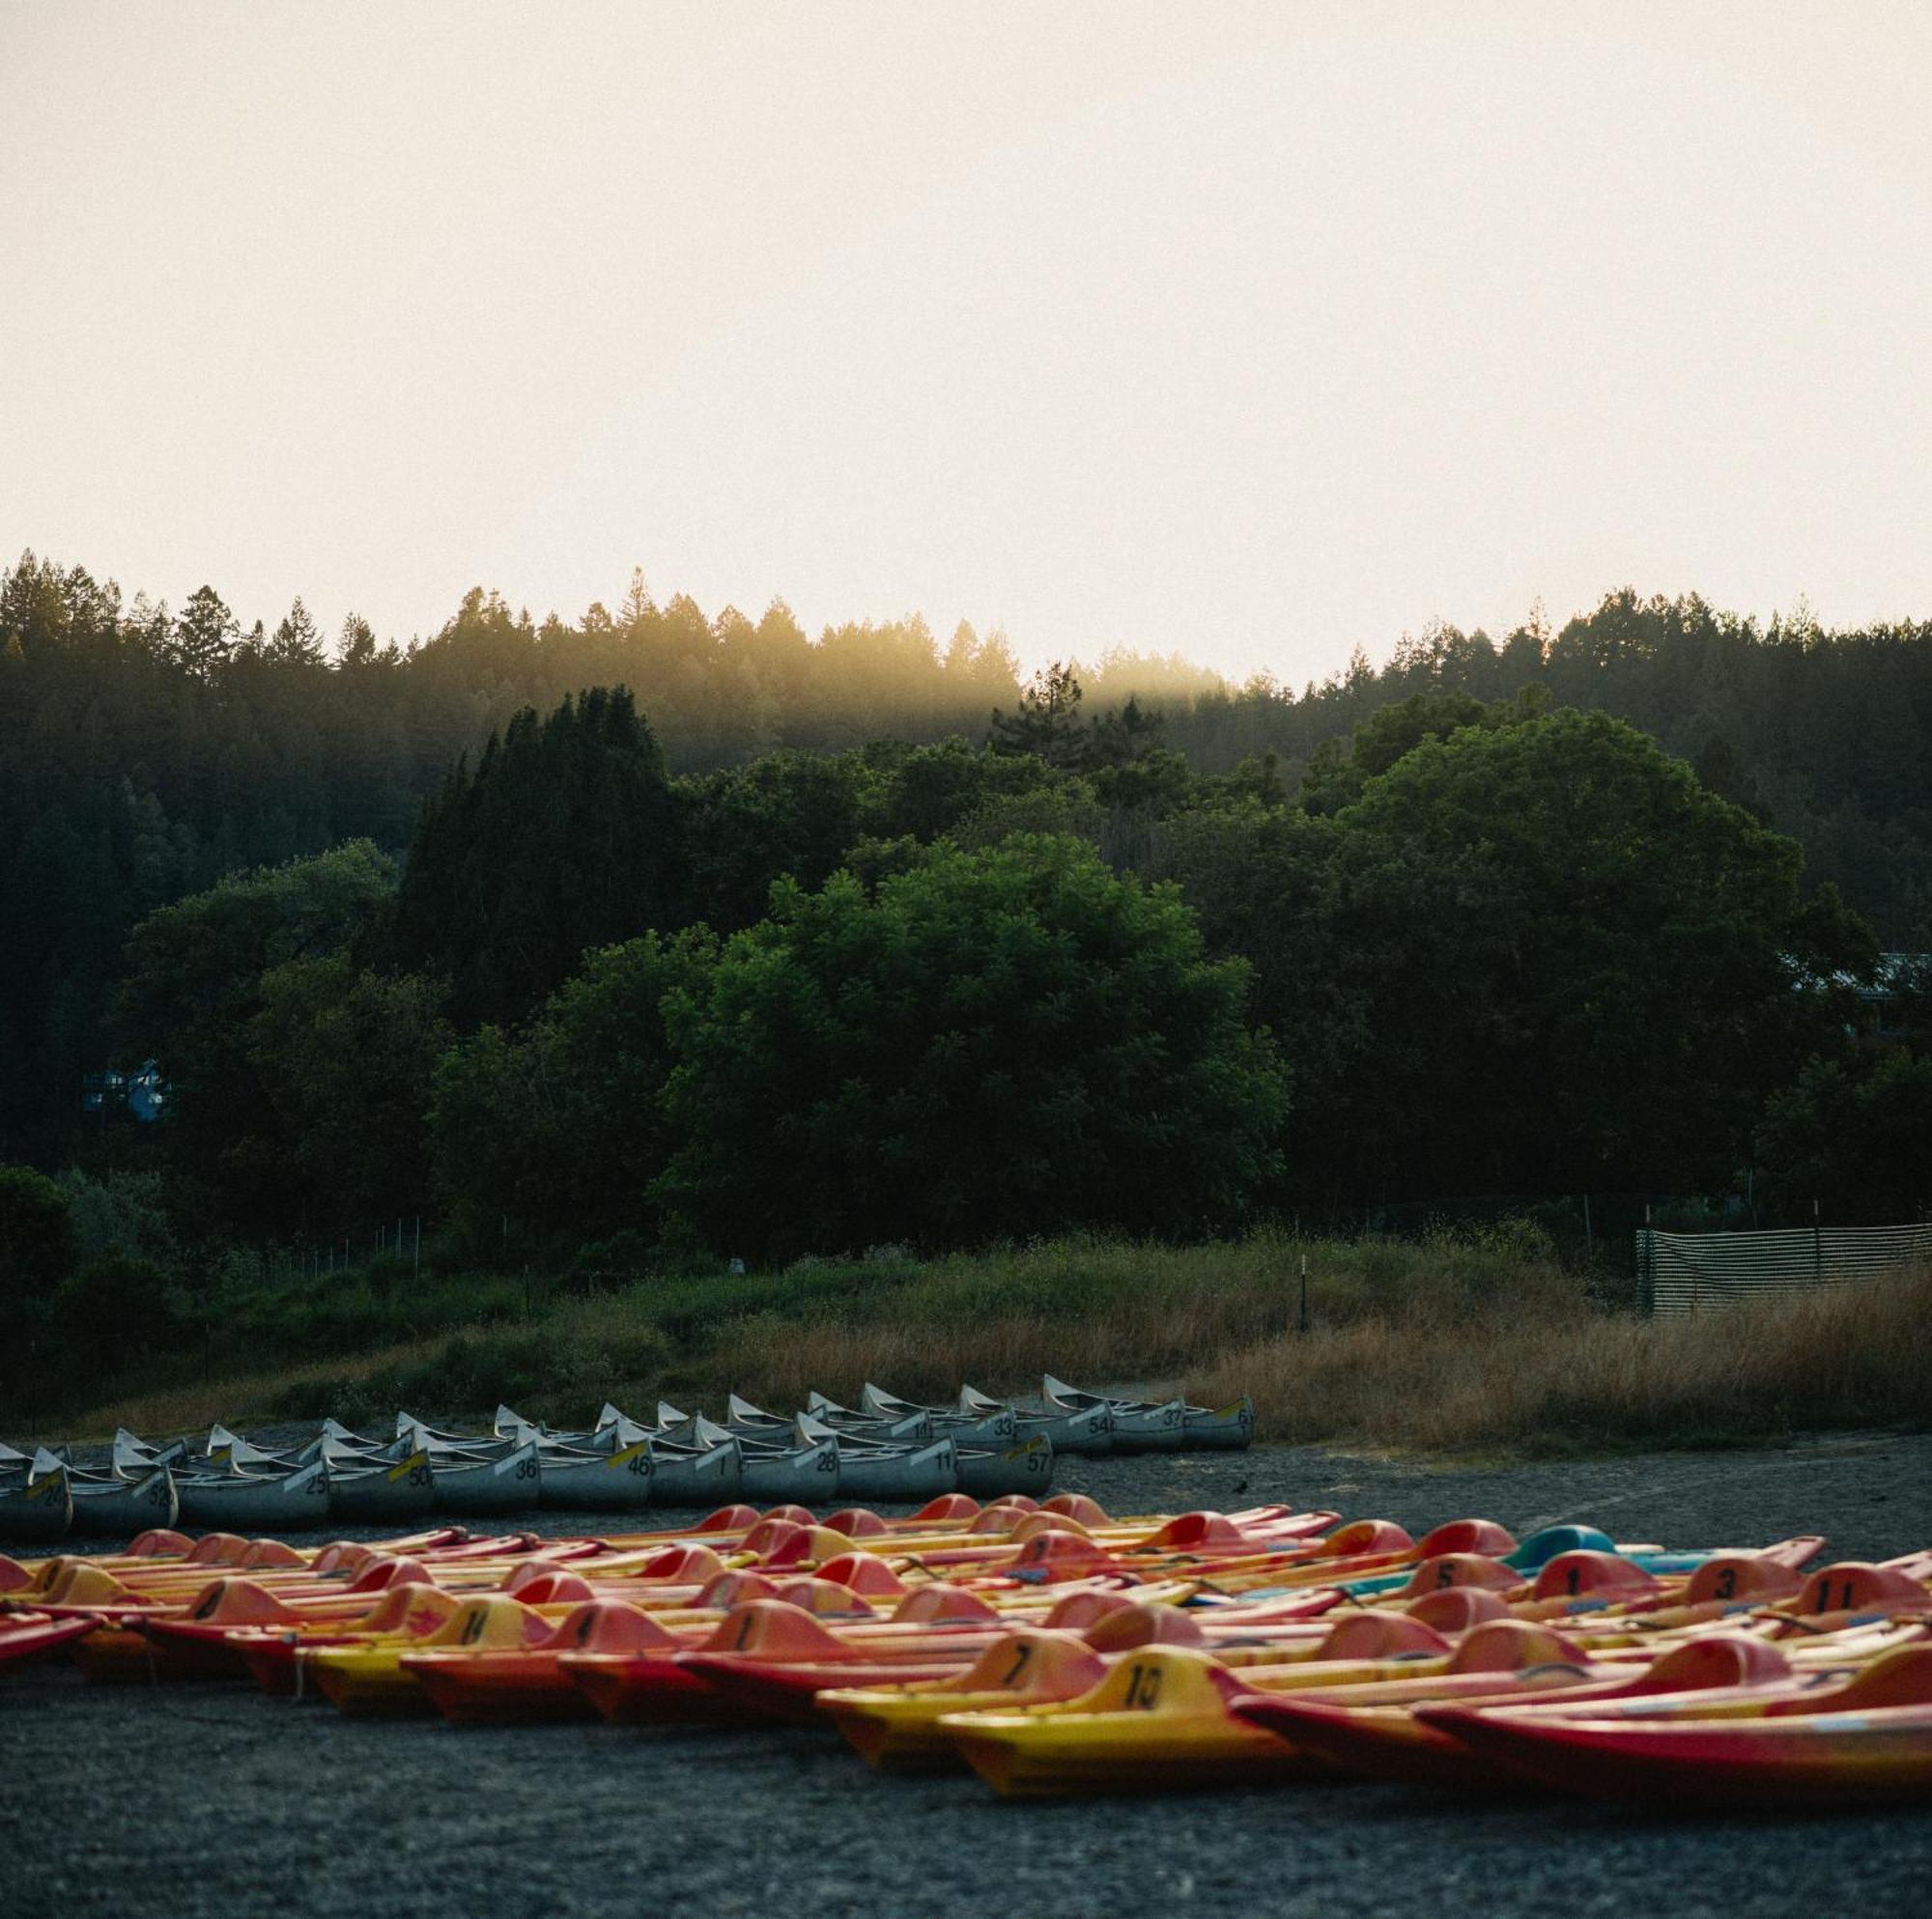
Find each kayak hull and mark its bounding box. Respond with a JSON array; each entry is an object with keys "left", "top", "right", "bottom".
[{"left": 1437, "top": 1707, "right": 1932, "bottom": 1808}]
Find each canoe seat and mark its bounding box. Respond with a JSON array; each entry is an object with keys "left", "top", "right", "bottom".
[
  {"left": 753, "top": 1524, "right": 850, "bottom": 1570},
  {"left": 1083, "top": 1604, "right": 1208, "bottom": 1652},
  {"left": 892, "top": 1584, "right": 1001, "bottom": 1624},
  {"left": 968, "top": 1499, "right": 1039, "bottom": 1533},
  {"left": 1789, "top": 1562, "right": 1932, "bottom": 1620},
  {"left": 0, "top": 1556, "right": 30, "bottom": 1593},
  {"left": 1073, "top": 1644, "right": 1245, "bottom": 1714},
  {"left": 912, "top": 1493, "right": 980, "bottom": 1522},
  {"left": 637, "top": 1544, "right": 726, "bottom": 1584},
  {"left": 1012, "top": 1510, "right": 1092, "bottom": 1542},
  {"left": 509, "top": 1570, "right": 595, "bottom": 1606},
  {"left": 1143, "top": 1512, "right": 1248, "bottom": 1551},
  {"left": 1632, "top": 1634, "right": 1792, "bottom": 1693},
  {"left": 1314, "top": 1610, "right": 1451, "bottom": 1661},
  {"left": 1530, "top": 1551, "right": 1662, "bottom": 1602},
  {"left": 184, "top": 1577, "right": 299, "bottom": 1625},
  {"left": 185, "top": 1533, "right": 250, "bottom": 1566},
  {"left": 814, "top": 1552, "right": 907, "bottom": 1597},
  {"left": 696, "top": 1571, "right": 780, "bottom": 1610},
  {"left": 1769, "top": 1643, "right": 1932, "bottom": 1713},
  {"left": 1397, "top": 1554, "right": 1523, "bottom": 1598},
  {"left": 354, "top": 1584, "right": 462, "bottom": 1635},
  {"left": 742, "top": 1516, "right": 804, "bottom": 1557},
  {"left": 1042, "top": 1591, "right": 1140, "bottom": 1633},
  {"left": 950, "top": 1628, "right": 1107, "bottom": 1698},
  {"left": 542, "top": 1600, "right": 678, "bottom": 1654},
  {"left": 1405, "top": 1588, "right": 1513, "bottom": 1633},
  {"left": 698, "top": 1598, "right": 847, "bottom": 1658},
  {"left": 1041, "top": 1494, "right": 1111, "bottom": 1527},
  {"left": 695, "top": 1504, "right": 760, "bottom": 1534},
  {"left": 1414, "top": 1519, "right": 1518, "bottom": 1560},
  {"left": 1010, "top": 1531, "right": 1122, "bottom": 1580},
  {"left": 1683, "top": 1554, "right": 1805, "bottom": 1606},
  {"left": 42, "top": 1562, "right": 136, "bottom": 1607},
  {"left": 1321, "top": 1519, "right": 1415, "bottom": 1556},
  {"left": 822, "top": 1509, "right": 891, "bottom": 1538},
  {"left": 238, "top": 1538, "right": 306, "bottom": 1569},
  {"left": 421, "top": 1595, "right": 551, "bottom": 1651},
  {"left": 313, "top": 1541, "right": 377, "bottom": 1575},
  {"left": 127, "top": 1530, "right": 191, "bottom": 1558},
  {"left": 348, "top": 1556, "right": 432, "bottom": 1594},
  {"left": 1506, "top": 1524, "right": 1617, "bottom": 1569},
  {"left": 756, "top": 1505, "right": 814, "bottom": 1528},
  {"left": 773, "top": 1577, "right": 877, "bottom": 1617},
  {"left": 1445, "top": 1621, "right": 1589, "bottom": 1674}
]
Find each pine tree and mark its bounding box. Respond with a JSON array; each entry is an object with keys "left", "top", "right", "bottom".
[{"left": 267, "top": 596, "right": 325, "bottom": 667}]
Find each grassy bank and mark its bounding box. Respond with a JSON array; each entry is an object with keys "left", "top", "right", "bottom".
[{"left": 43, "top": 1230, "right": 1932, "bottom": 1458}]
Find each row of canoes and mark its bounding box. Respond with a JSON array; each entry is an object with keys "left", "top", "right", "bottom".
[
  {"left": 0, "top": 1377, "right": 1256, "bottom": 1541},
  {"left": 4, "top": 1491, "right": 1927, "bottom": 1809}
]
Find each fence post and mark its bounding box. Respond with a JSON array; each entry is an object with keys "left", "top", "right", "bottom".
[
  {"left": 1297, "top": 1253, "right": 1309, "bottom": 1335},
  {"left": 1813, "top": 1199, "right": 1822, "bottom": 1288}
]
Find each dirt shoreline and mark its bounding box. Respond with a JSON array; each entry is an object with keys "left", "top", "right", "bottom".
[{"left": 4, "top": 1433, "right": 1928, "bottom": 1918}]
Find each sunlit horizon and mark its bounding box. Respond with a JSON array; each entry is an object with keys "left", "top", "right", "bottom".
[{"left": 6, "top": 1, "right": 1930, "bottom": 685}]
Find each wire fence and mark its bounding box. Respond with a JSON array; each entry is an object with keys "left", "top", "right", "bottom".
[{"left": 1637, "top": 1219, "right": 1932, "bottom": 1315}]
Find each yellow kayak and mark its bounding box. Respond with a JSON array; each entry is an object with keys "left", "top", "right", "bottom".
[
  {"left": 939, "top": 1647, "right": 1310, "bottom": 1796},
  {"left": 303, "top": 1594, "right": 552, "bottom": 1715},
  {"left": 819, "top": 1628, "right": 1108, "bottom": 1771}
]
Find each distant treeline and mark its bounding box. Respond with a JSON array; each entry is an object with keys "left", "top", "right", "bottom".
[{"left": 3, "top": 553, "right": 1930, "bottom": 1282}]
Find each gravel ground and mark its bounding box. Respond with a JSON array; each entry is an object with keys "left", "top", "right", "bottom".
[{"left": 4, "top": 1432, "right": 1928, "bottom": 1918}]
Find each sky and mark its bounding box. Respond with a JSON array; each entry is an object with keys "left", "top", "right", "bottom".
[{"left": 4, "top": 2, "right": 1930, "bottom": 685}]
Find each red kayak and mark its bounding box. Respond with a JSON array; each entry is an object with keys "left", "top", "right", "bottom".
[
  {"left": 0, "top": 1612, "right": 98, "bottom": 1671},
  {"left": 407, "top": 1600, "right": 680, "bottom": 1724}
]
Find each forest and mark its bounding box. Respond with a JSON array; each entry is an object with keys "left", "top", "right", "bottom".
[{"left": 3, "top": 549, "right": 1930, "bottom": 1372}]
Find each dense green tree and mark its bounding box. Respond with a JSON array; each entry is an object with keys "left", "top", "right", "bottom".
[
  {"left": 0, "top": 1164, "right": 73, "bottom": 1391},
  {"left": 654, "top": 835, "right": 1287, "bottom": 1258},
  {"left": 247, "top": 958, "right": 452, "bottom": 1230},
  {"left": 429, "top": 928, "right": 717, "bottom": 1260},
  {"left": 678, "top": 749, "right": 884, "bottom": 932},
  {"left": 0, "top": 1164, "right": 74, "bottom": 1292},
  {"left": 1332, "top": 712, "right": 1869, "bottom": 1199},
  {"left": 114, "top": 842, "right": 399, "bottom": 1227},
  {"left": 385, "top": 687, "right": 683, "bottom": 1024},
  {"left": 1755, "top": 1050, "right": 1932, "bottom": 1225}
]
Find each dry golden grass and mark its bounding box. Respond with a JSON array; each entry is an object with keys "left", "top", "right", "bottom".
[
  {"left": 50, "top": 1339, "right": 449, "bottom": 1443},
  {"left": 1193, "top": 1262, "right": 1932, "bottom": 1455},
  {"left": 47, "top": 1235, "right": 1930, "bottom": 1458}
]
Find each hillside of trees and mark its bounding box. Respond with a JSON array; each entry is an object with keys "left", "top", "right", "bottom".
[{"left": 4, "top": 551, "right": 1930, "bottom": 1318}]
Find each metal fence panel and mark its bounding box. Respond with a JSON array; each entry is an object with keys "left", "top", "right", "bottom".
[{"left": 1637, "top": 1222, "right": 1932, "bottom": 1315}]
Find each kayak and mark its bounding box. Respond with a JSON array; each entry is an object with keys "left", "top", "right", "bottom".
[
  {"left": 0, "top": 1611, "right": 97, "bottom": 1671},
  {"left": 304, "top": 1594, "right": 554, "bottom": 1715},
  {"left": 406, "top": 1600, "right": 678, "bottom": 1723},
  {"left": 1428, "top": 1643, "right": 1932, "bottom": 1808},
  {"left": 941, "top": 1646, "right": 1311, "bottom": 1796},
  {"left": 1231, "top": 1632, "right": 1801, "bottom": 1790},
  {"left": 820, "top": 1628, "right": 1110, "bottom": 1770}
]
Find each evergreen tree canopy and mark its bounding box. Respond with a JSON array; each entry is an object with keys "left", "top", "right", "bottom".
[{"left": 386, "top": 686, "right": 682, "bottom": 1025}]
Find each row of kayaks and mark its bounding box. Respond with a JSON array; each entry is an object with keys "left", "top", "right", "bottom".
[
  {"left": 4, "top": 1492, "right": 1928, "bottom": 1808},
  {"left": 0, "top": 1377, "right": 1255, "bottom": 1541}
]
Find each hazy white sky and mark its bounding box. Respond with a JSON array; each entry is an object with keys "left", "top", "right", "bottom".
[{"left": 5, "top": 2, "right": 1930, "bottom": 683}]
